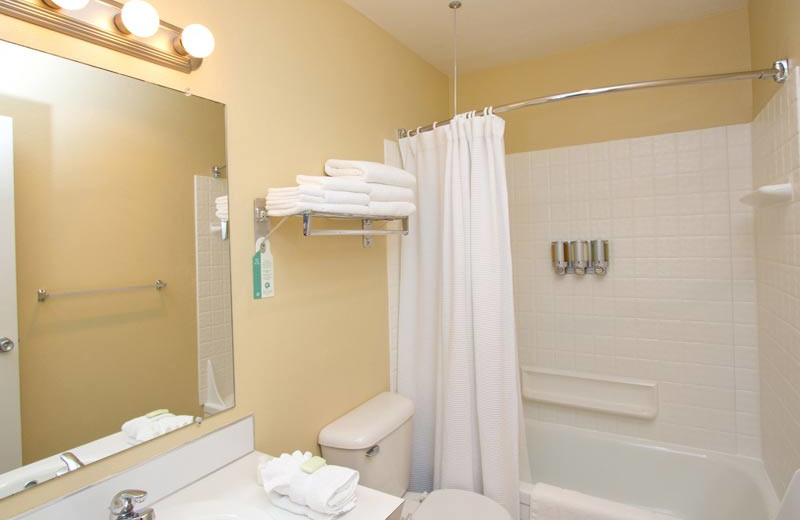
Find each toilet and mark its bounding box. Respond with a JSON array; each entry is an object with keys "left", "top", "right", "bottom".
[{"left": 319, "top": 392, "right": 512, "bottom": 520}]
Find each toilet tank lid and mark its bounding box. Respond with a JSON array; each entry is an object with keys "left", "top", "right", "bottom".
[{"left": 319, "top": 392, "right": 414, "bottom": 450}]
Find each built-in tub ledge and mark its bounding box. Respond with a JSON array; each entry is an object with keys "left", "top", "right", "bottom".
[
  {"left": 740, "top": 183, "right": 792, "bottom": 207},
  {"left": 521, "top": 367, "right": 658, "bottom": 419}
]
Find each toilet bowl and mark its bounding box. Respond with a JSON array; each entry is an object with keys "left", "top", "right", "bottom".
[{"left": 318, "top": 392, "right": 512, "bottom": 520}]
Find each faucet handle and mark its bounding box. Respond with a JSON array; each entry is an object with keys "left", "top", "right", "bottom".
[{"left": 110, "top": 489, "right": 147, "bottom": 518}]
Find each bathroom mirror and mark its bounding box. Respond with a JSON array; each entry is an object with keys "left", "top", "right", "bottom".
[{"left": 0, "top": 40, "right": 233, "bottom": 499}]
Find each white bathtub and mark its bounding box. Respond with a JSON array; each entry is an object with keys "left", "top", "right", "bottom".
[{"left": 520, "top": 420, "right": 779, "bottom": 520}]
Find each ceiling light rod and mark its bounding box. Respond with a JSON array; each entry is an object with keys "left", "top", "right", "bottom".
[
  {"left": 399, "top": 59, "right": 790, "bottom": 137},
  {"left": 449, "top": 0, "right": 461, "bottom": 116}
]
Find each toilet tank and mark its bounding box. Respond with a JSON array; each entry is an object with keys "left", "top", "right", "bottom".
[{"left": 318, "top": 392, "right": 414, "bottom": 497}]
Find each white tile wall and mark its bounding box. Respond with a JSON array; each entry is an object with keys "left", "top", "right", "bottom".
[
  {"left": 384, "top": 139, "right": 402, "bottom": 392},
  {"left": 507, "top": 124, "right": 759, "bottom": 456},
  {"left": 194, "top": 176, "right": 234, "bottom": 406},
  {"left": 752, "top": 67, "right": 800, "bottom": 496}
]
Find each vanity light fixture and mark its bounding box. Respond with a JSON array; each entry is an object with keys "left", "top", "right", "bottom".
[
  {"left": 175, "top": 23, "right": 215, "bottom": 58},
  {"left": 0, "top": 0, "right": 213, "bottom": 73},
  {"left": 114, "top": 0, "right": 160, "bottom": 38},
  {"left": 41, "top": 0, "right": 90, "bottom": 10}
]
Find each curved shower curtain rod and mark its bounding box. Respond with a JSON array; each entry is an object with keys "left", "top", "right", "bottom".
[{"left": 398, "top": 59, "right": 790, "bottom": 138}]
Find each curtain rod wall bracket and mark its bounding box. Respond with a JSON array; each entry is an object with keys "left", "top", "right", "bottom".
[{"left": 775, "top": 59, "right": 789, "bottom": 83}]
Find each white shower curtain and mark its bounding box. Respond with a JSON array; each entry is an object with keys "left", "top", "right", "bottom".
[{"left": 397, "top": 113, "right": 521, "bottom": 516}]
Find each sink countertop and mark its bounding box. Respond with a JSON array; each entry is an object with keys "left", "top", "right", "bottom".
[{"left": 153, "top": 452, "right": 404, "bottom": 520}]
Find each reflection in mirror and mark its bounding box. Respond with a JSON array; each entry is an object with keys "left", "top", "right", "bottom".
[{"left": 0, "top": 40, "right": 233, "bottom": 499}]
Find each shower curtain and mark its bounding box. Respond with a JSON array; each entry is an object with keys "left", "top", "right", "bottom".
[{"left": 397, "top": 113, "right": 521, "bottom": 516}]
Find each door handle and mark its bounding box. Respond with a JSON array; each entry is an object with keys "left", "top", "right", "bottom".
[{"left": 0, "top": 337, "right": 15, "bottom": 353}]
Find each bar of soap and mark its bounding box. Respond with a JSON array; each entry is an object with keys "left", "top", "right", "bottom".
[
  {"left": 301, "top": 456, "right": 327, "bottom": 474},
  {"left": 146, "top": 409, "right": 169, "bottom": 418}
]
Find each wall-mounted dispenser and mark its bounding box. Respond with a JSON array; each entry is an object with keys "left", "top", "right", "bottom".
[
  {"left": 552, "top": 239, "right": 609, "bottom": 276},
  {"left": 591, "top": 240, "right": 609, "bottom": 275},
  {"left": 551, "top": 241, "right": 569, "bottom": 275},
  {"left": 570, "top": 240, "right": 589, "bottom": 275}
]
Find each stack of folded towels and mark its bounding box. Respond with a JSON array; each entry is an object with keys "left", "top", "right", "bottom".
[
  {"left": 215, "top": 195, "right": 228, "bottom": 222},
  {"left": 121, "top": 409, "right": 194, "bottom": 445},
  {"left": 266, "top": 159, "right": 416, "bottom": 218},
  {"left": 259, "top": 451, "right": 359, "bottom": 520}
]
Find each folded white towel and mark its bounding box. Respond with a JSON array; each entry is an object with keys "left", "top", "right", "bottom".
[
  {"left": 267, "top": 203, "right": 374, "bottom": 217},
  {"left": 122, "top": 413, "right": 194, "bottom": 445},
  {"left": 368, "top": 201, "right": 416, "bottom": 217},
  {"left": 269, "top": 185, "right": 325, "bottom": 198},
  {"left": 324, "top": 160, "right": 416, "bottom": 188},
  {"left": 267, "top": 191, "right": 368, "bottom": 206},
  {"left": 367, "top": 183, "right": 415, "bottom": 203},
  {"left": 269, "top": 491, "right": 347, "bottom": 520},
  {"left": 296, "top": 175, "right": 372, "bottom": 194},
  {"left": 266, "top": 195, "right": 326, "bottom": 208},
  {"left": 215, "top": 195, "right": 228, "bottom": 205},
  {"left": 531, "top": 483, "right": 680, "bottom": 520},
  {"left": 260, "top": 451, "right": 358, "bottom": 520}
]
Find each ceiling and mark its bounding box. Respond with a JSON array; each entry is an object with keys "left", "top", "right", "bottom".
[{"left": 342, "top": 0, "right": 748, "bottom": 74}]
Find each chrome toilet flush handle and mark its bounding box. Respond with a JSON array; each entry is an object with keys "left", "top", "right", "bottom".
[
  {"left": 110, "top": 489, "right": 155, "bottom": 520},
  {"left": 366, "top": 445, "right": 381, "bottom": 457}
]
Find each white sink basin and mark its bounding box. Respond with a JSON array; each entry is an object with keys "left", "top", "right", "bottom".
[{"left": 155, "top": 500, "right": 275, "bottom": 520}]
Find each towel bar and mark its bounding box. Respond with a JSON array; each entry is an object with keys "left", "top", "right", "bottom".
[{"left": 37, "top": 280, "right": 167, "bottom": 302}]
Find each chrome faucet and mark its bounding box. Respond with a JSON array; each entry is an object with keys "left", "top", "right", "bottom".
[
  {"left": 109, "top": 489, "right": 155, "bottom": 520},
  {"left": 55, "top": 452, "right": 85, "bottom": 476}
]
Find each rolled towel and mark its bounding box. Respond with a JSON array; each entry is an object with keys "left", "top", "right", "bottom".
[
  {"left": 267, "top": 203, "right": 373, "bottom": 217},
  {"left": 296, "top": 175, "right": 371, "bottom": 194},
  {"left": 367, "top": 201, "right": 416, "bottom": 217},
  {"left": 324, "top": 160, "right": 416, "bottom": 188},
  {"left": 368, "top": 183, "right": 415, "bottom": 203},
  {"left": 531, "top": 483, "right": 680, "bottom": 520},
  {"left": 215, "top": 195, "right": 228, "bottom": 205}
]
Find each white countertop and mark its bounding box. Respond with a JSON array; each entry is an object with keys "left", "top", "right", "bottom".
[{"left": 153, "top": 452, "right": 404, "bottom": 520}]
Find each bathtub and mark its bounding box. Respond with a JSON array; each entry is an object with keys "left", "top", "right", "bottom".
[{"left": 520, "top": 420, "right": 779, "bottom": 520}]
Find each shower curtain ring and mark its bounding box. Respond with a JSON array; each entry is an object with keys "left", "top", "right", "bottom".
[
  {"left": 433, "top": 121, "right": 438, "bottom": 129},
  {"left": 415, "top": 126, "right": 422, "bottom": 136},
  {"left": 483, "top": 107, "right": 489, "bottom": 116}
]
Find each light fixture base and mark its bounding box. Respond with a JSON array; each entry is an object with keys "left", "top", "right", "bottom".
[
  {"left": 449, "top": 1, "right": 461, "bottom": 9},
  {"left": 112, "top": 12, "right": 130, "bottom": 34}
]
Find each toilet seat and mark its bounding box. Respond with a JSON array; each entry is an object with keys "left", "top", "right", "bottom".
[{"left": 412, "top": 489, "right": 512, "bottom": 520}]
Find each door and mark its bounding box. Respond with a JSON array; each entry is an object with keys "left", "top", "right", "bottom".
[{"left": 0, "top": 116, "right": 21, "bottom": 473}]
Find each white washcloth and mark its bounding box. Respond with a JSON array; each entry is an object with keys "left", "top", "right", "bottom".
[
  {"left": 122, "top": 413, "right": 194, "bottom": 445},
  {"left": 368, "top": 201, "right": 416, "bottom": 217},
  {"left": 296, "top": 175, "right": 372, "bottom": 194},
  {"left": 261, "top": 451, "right": 312, "bottom": 496},
  {"left": 268, "top": 185, "right": 325, "bottom": 198},
  {"left": 367, "top": 183, "right": 415, "bottom": 203},
  {"left": 531, "top": 483, "right": 680, "bottom": 520},
  {"left": 324, "top": 160, "right": 416, "bottom": 188},
  {"left": 267, "top": 203, "right": 373, "bottom": 217},
  {"left": 215, "top": 195, "right": 228, "bottom": 205}
]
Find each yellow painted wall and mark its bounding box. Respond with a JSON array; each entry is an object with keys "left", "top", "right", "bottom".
[
  {"left": 0, "top": 0, "right": 448, "bottom": 516},
  {"left": 0, "top": 40, "right": 225, "bottom": 464},
  {"left": 749, "top": 0, "right": 800, "bottom": 114},
  {"left": 457, "top": 8, "right": 753, "bottom": 153}
]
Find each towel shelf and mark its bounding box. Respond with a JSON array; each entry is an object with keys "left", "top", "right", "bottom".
[{"left": 253, "top": 198, "right": 409, "bottom": 248}]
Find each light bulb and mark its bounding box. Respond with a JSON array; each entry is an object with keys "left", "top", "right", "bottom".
[
  {"left": 176, "top": 24, "right": 215, "bottom": 58},
  {"left": 42, "top": 0, "right": 90, "bottom": 9},
  {"left": 115, "top": 0, "right": 160, "bottom": 38}
]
